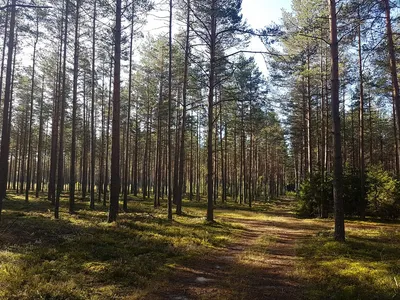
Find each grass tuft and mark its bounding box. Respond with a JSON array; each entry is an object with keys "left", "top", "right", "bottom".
[
  {"left": 296, "top": 220, "right": 400, "bottom": 300},
  {"left": 0, "top": 192, "right": 250, "bottom": 299}
]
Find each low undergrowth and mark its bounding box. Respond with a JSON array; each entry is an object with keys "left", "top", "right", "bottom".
[
  {"left": 296, "top": 219, "right": 400, "bottom": 300},
  {"left": 0, "top": 192, "right": 253, "bottom": 299}
]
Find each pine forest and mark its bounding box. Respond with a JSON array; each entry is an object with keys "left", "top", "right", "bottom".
[{"left": 0, "top": 0, "right": 400, "bottom": 299}]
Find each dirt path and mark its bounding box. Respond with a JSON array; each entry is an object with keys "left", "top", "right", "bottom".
[{"left": 143, "top": 198, "right": 328, "bottom": 300}]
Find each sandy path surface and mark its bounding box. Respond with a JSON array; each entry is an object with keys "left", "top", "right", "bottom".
[{"left": 142, "top": 198, "right": 327, "bottom": 300}]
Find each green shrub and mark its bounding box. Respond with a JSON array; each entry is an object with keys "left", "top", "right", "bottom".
[
  {"left": 297, "top": 166, "right": 400, "bottom": 220},
  {"left": 342, "top": 170, "right": 362, "bottom": 216},
  {"left": 366, "top": 166, "right": 400, "bottom": 219},
  {"left": 297, "top": 173, "right": 332, "bottom": 218}
]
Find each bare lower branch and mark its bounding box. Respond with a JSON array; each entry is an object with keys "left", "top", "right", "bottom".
[{"left": 0, "top": 4, "right": 52, "bottom": 10}]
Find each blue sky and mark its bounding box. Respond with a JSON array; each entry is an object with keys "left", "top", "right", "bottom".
[
  {"left": 242, "top": 0, "right": 292, "bottom": 29},
  {"left": 242, "top": 0, "right": 292, "bottom": 75},
  {"left": 142, "top": 0, "right": 293, "bottom": 75}
]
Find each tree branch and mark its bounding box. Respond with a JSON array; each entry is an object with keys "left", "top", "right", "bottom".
[{"left": 0, "top": 4, "right": 52, "bottom": 10}]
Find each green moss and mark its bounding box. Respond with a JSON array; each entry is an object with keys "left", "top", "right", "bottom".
[
  {"left": 0, "top": 193, "right": 261, "bottom": 299},
  {"left": 296, "top": 220, "right": 400, "bottom": 300}
]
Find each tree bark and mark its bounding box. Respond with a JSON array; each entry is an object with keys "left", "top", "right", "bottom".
[
  {"left": 55, "top": 0, "right": 70, "bottom": 219},
  {"left": 357, "top": 12, "right": 366, "bottom": 219},
  {"left": 383, "top": 0, "right": 400, "bottom": 172},
  {"left": 90, "top": 0, "right": 97, "bottom": 210},
  {"left": 108, "top": 0, "right": 121, "bottom": 222},
  {"left": 328, "top": 0, "right": 345, "bottom": 242},
  {"left": 167, "top": 0, "right": 173, "bottom": 220},
  {"left": 36, "top": 77, "right": 45, "bottom": 198},
  {"left": 176, "top": 0, "right": 191, "bottom": 214},
  {"left": 0, "top": 0, "right": 17, "bottom": 218},
  {"left": 69, "top": 0, "right": 80, "bottom": 213},
  {"left": 123, "top": 2, "right": 134, "bottom": 212},
  {"left": 207, "top": 0, "right": 216, "bottom": 221}
]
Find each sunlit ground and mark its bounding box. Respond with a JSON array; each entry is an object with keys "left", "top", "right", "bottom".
[
  {"left": 0, "top": 193, "right": 399, "bottom": 299},
  {"left": 296, "top": 218, "right": 400, "bottom": 300}
]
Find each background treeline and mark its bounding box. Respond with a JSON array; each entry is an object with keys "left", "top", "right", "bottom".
[
  {"left": 0, "top": 0, "right": 288, "bottom": 222},
  {"left": 266, "top": 0, "right": 400, "bottom": 220},
  {"left": 1, "top": 0, "right": 400, "bottom": 228}
]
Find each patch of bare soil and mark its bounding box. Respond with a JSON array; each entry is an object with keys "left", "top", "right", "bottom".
[{"left": 141, "top": 198, "right": 326, "bottom": 300}]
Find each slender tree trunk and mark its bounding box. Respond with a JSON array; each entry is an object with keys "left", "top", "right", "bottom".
[
  {"left": 233, "top": 117, "right": 238, "bottom": 202},
  {"left": 108, "top": 0, "right": 121, "bottom": 222},
  {"left": 0, "top": 0, "right": 16, "bottom": 217},
  {"left": 307, "top": 52, "right": 312, "bottom": 177},
  {"left": 196, "top": 112, "right": 200, "bottom": 201},
  {"left": 320, "top": 37, "right": 327, "bottom": 217},
  {"left": 328, "top": 0, "right": 345, "bottom": 242},
  {"left": 176, "top": 0, "right": 191, "bottom": 214},
  {"left": 6, "top": 38, "right": 16, "bottom": 194},
  {"left": 383, "top": 0, "right": 400, "bottom": 170},
  {"left": 69, "top": 0, "right": 80, "bottom": 213},
  {"left": 19, "top": 102, "right": 28, "bottom": 195},
  {"left": 49, "top": 3, "right": 64, "bottom": 205},
  {"left": 173, "top": 106, "right": 180, "bottom": 205},
  {"left": 103, "top": 48, "right": 113, "bottom": 206},
  {"left": 82, "top": 75, "right": 88, "bottom": 200},
  {"left": 90, "top": 0, "right": 97, "bottom": 209},
  {"left": 13, "top": 123, "right": 19, "bottom": 191},
  {"left": 357, "top": 14, "right": 366, "bottom": 219},
  {"left": 99, "top": 63, "right": 105, "bottom": 202},
  {"left": 25, "top": 13, "right": 39, "bottom": 202},
  {"left": 167, "top": 0, "right": 173, "bottom": 220},
  {"left": 155, "top": 61, "right": 164, "bottom": 207},
  {"left": 36, "top": 77, "right": 45, "bottom": 198},
  {"left": 189, "top": 118, "right": 193, "bottom": 200},
  {"left": 393, "top": 101, "right": 399, "bottom": 176},
  {"left": 123, "top": 3, "right": 134, "bottom": 212},
  {"left": 55, "top": 0, "right": 70, "bottom": 219},
  {"left": 0, "top": 0, "right": 9, "bottom": 111},
  {"left": 133, "top": 112, "right": 139, "bottom": 196}
]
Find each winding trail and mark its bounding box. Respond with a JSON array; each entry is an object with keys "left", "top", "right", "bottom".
[{"left": 143, "top": 198, "right": 330, "bottom": 300}]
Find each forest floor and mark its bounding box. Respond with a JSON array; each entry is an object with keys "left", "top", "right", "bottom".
[{"left": 0, "top": 193, "right": 399, "bottom": 299}]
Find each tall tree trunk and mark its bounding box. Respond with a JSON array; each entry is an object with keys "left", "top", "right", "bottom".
[
  {"left": 357, "top": 13, "right": 366, "bottom": 219},
  {"left": 123, "top": 3, "right": 134, "bottom": 212},
  {"left": 383, "top": 0, "right": 400, "bottom": 170},
  {"left": 167, "top": 0, "right": 173, "bottom": 220},
  {"left": 55, "top": 0, "right": 70, "bottom": 219},
  {"left": 20, "top": 101, "right": 28, "bottom": 195},
  {"left": 328, "top": 0, "right": 345, "bottom": 242},
  {"left": 155, "top": 63, "right": 164, "bottom": 207},
  {"left": 173, "top": 106, "right": 180, "bottom": 205},
  {"left": 133, "top": 112, "right": 139, "bottom": 196},
  {"left": 90, "top": 0, "right": 97, "bottom": 209},
  {"left": 99, "top": 62, "right": 105, "bottom": 202},
  {"left": 189, "top": 118, "right": 193, "bottom": 200},
  {"left": 25, "top": 12, "right": 39, "bottom": 202},
  {"left": 320, "top": 36, "right": 327, "bottom": 217},
  {"left": 103, "top": 48, "right": 113, "bottom": 206},
  {"left": 177, "top": 0, "right": 190, "bottom": 214},
  {"left": 206, "top": 0, "right": 217, "bottom": 221},
  {"left": 69, "top": 0, "right": 80, "bottom": 213},
  {"left": 7, "top": 37, "right": 16, "bottom": 194},
  {"left": 0, "top": 0, "right": 9, "bottom": 111},
  {"left": 307, "top": 52, "right": 313, "bottom": 177},
  {"left": 49, "top": 3, "right": 64, "bottom": 205},
  {"left": 393, "top": 101, "right": 399, "bottom": 176},
  {"left": 108, "top": 0, "right": 121, "bottom": 222},
  {"left": 0, "top": 0, "right": 16, "bottom": 218},
  {"left": 36, "top": 77, "right": 45, "bottom": 198}
]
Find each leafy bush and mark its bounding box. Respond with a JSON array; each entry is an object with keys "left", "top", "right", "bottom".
[
  {"left": 297, "top": 166, "right": 400, "bottom": 219},
  {"left": 297, "top": 173, "right": 332, "bottom": 218},
  {"left": 366, "top": 166, "right": 400, "bottom": 219},
  {"left": 342, "top": 170, "right": 362, "bottom": 216}
]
